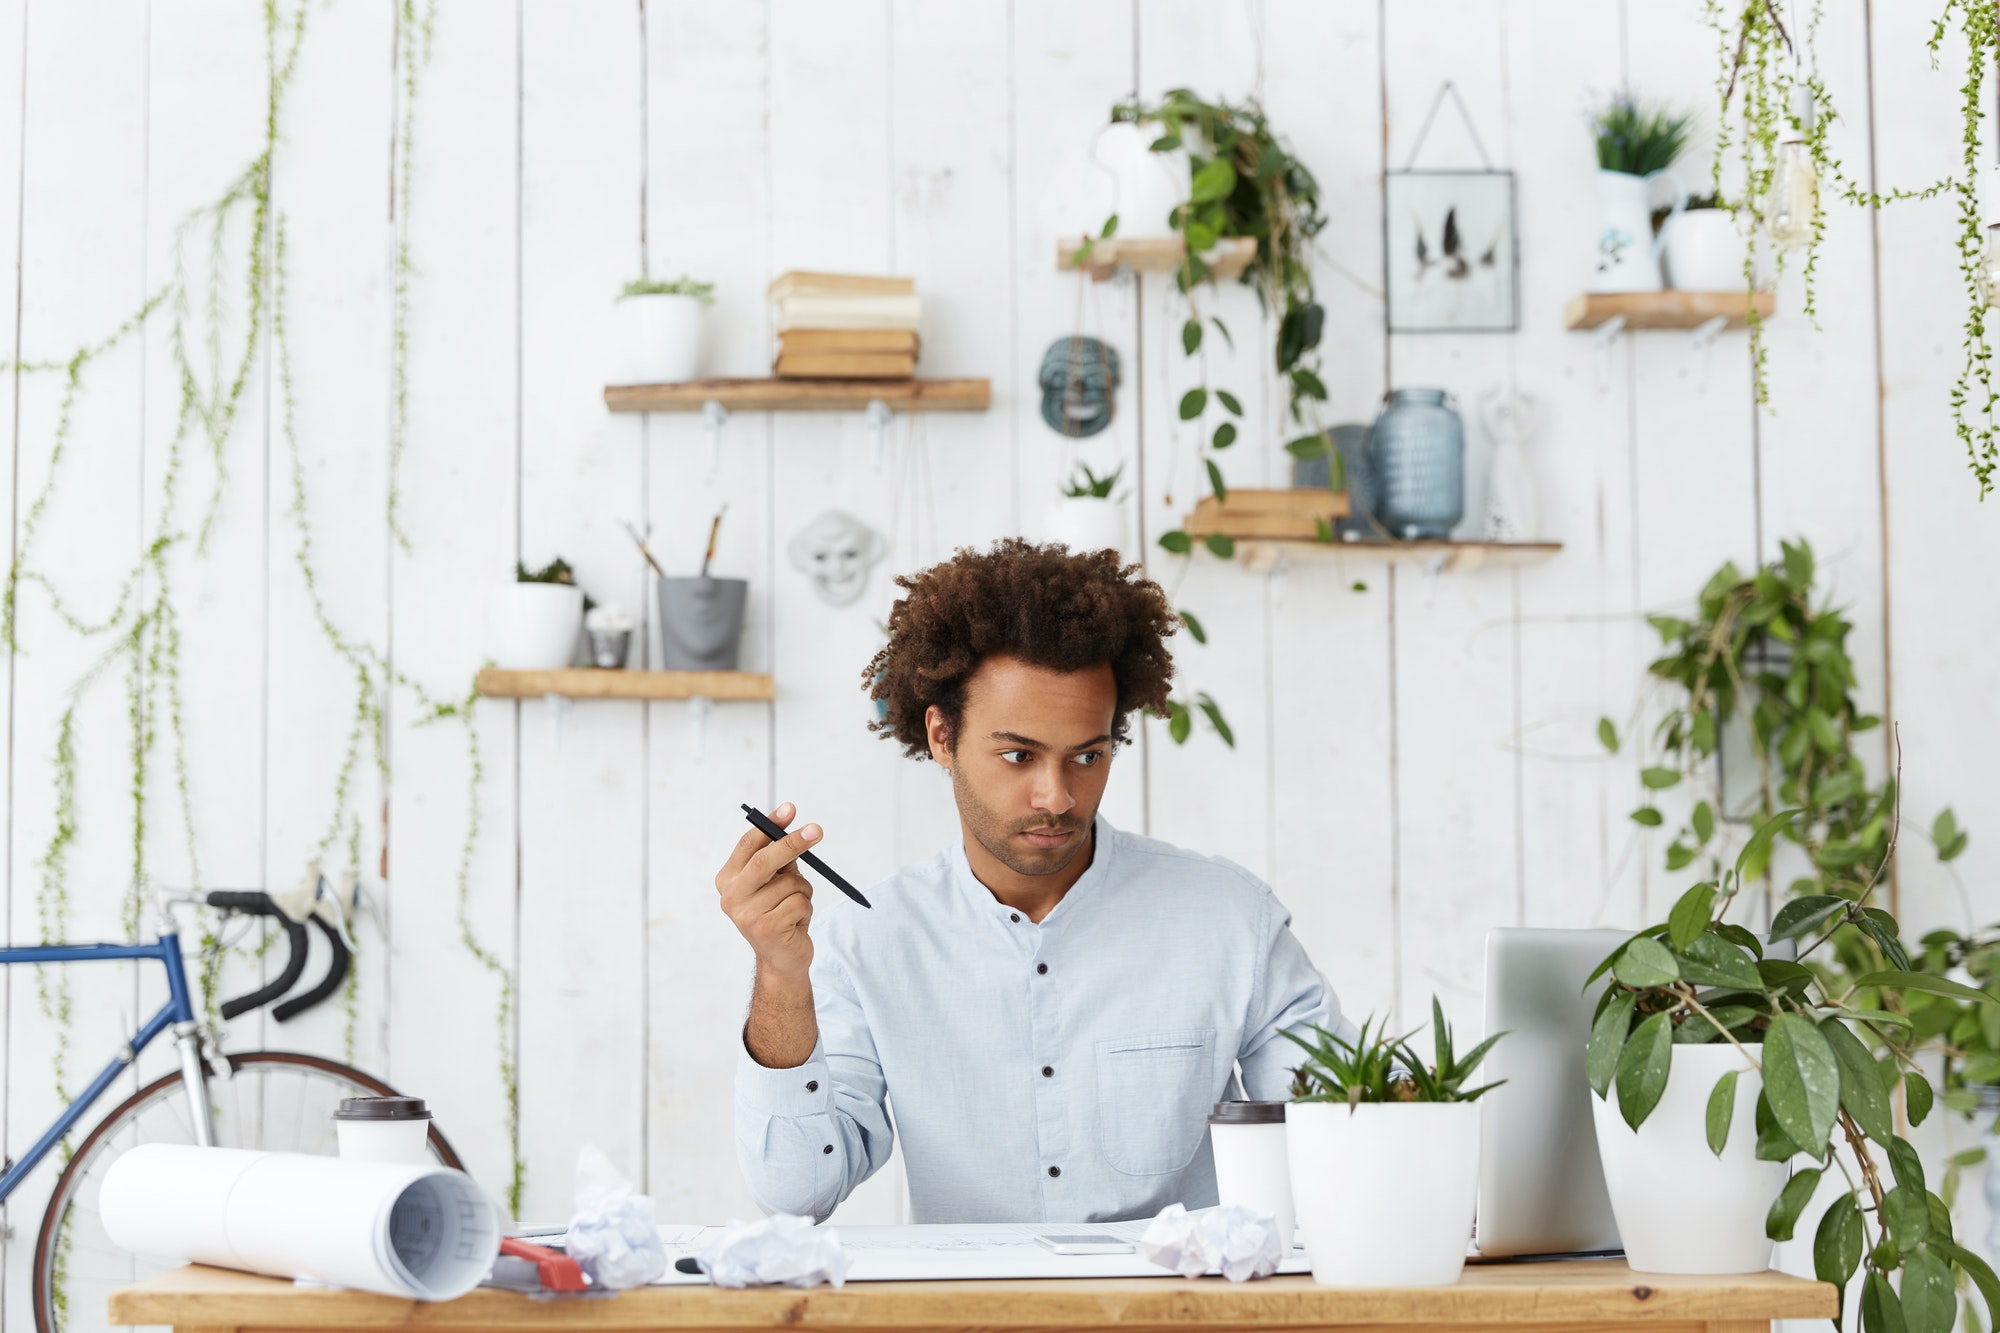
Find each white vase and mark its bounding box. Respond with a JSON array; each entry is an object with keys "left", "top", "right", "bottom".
[
  {"left": 1662, "top": 209, "right": 1745, "bottom": 291},
  {"left": 484, "top": 584, "right": 584, "bottom": 670},
  {"left": 1093, "top": 122, "right": 1186, "bottom": 240},
  {"left": 612, "top": 293, "right": 703, "bottom": 384},
  {"left": 1286, "top": 1101, "right": 1479, "bottom": 1286},
  {"left": 1589, "top": 169, "right": 1685, "bottom": 294},
  {"left": 1042, "top": 496, "right": 1127, "bottom": 556},
  {"left": 1592, "top": 1042, "right": 1787, "bottom": 1274}
]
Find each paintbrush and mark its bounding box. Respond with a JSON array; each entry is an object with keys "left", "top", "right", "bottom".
[
  {"left": 622, "top": 521, "right": 667, "bottom": 579},
  {"left": 699, "top": 505, "right": 728, "bottom": 578}
]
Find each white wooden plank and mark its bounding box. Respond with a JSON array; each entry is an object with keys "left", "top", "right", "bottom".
[
  {"left": 0, "top": 0, "right": 19, "bottom": 1306},
  {"left": 3, "top": 1, "right": 148, "bottom": 1322},
  {"left": 516, "top": 0, "right": 648, "bottom": 1224},
  {"left": 1259, "top": 0, "right": 1400, "bottom": 1022},
  {"left": 640, "top": 0, "right": 772, "bottom": 1225},
  {"left": 1010, "top": 0, "right": 1145, "bottom": 835},
  {"left": 385, "top": 0, "right": 524, "bottom": 1214}
]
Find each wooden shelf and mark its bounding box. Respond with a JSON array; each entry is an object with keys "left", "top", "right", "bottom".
[
  {"left": 1563, "top": 290, "right": 1775, "bottom": 331},
  {"left": 476, "top": 667, "right": 773, "bottom": 701},
  {"left": 604, "top": 378, "right": 990, "bottom": 413},
  {"left": 1213, "top": 538, "right": 1563, "bottom": 575},
  {"left": 1057, "top": 236, "right": 1258, "bottom": 283},
  {"left": 1184, "top": 488, "right": 1349, "bottom": 541}
]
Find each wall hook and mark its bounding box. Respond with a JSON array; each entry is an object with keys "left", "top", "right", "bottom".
[
  {"left": 702, "top": 399, "right": 729, "bottom": 481},
  {"left": 689, "top": 695, "right": 714, "bottom": 764},
  {"left": 1592, "top": 314, "right": 1627, "bottom": 391},
  {"left": 865, "top": 399, "right": 894, "bottom": 472},
  {"left": 543, "top": 693, "right": 572, "bottom": 752}
]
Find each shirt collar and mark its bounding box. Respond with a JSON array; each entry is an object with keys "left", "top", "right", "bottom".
[{"left": 948, "top": 814, "right": 1119, "bottom": 923}]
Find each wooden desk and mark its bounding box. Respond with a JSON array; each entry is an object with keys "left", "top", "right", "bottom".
[{"left": 112, "top": 1260, "right": 1835, "bottom": 1333}]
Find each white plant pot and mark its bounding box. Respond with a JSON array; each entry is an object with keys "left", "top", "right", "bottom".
[
  {"left": 1093, "top": 122, "right": 1186, "bottom": 239},
  {"left": 1286, "top": 1101, "right": 1479, "bottom": 1287},
  {"left": 1042, "top": 496, "right": 1127, "bottom": 556},
  {"left": 612, "top": 293, "right": 703, "bottom": 383},
  {"left": 484, "top": 584, "right": 584, "bottom": 670},
  {"left": 1589, "top": 169, "right": 1684, "bottom": 294},
  {"left": 1592, "top": 1042, "right": 1787, "bottom": 1274},
  {"left": 1663, "top": 210, "right": 1744, "bottom": 291}
]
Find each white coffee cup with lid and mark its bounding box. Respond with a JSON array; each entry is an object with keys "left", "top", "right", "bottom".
[
  {"left": 1209, "top": 1100, "right": 1295, "bottom": 1246},
  {"left": 334, "top": 1096, "right": 432, "bottom": 1165}
]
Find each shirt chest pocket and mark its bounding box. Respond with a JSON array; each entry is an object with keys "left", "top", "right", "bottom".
[{"left": 1093, "top": 1029, "right": 1217, "bottom": 1177}]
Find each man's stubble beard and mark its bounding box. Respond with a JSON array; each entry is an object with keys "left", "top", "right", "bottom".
[{"left": 948, "top": 760, "right": 1093, "bottom": 878}]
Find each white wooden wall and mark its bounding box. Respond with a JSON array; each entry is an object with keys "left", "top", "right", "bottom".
[{"left": 0, "top": 0, "right": 1994, "bottom": 1319}]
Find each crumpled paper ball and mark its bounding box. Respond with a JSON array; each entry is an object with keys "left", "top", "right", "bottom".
[
  {"left": 1140, "top": 1203, "right": 1283, "bottom": 1282},
  {"left": 697, "top": 1213, "right": 848, "bottom": 1289},
  {"left": 565, "top": 1143, "right": 668, "bottom": 1289}
]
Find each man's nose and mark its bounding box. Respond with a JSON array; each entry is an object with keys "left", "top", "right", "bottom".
[{"left": 1030, "top": 760, "right": 1076, "bottom": 815}]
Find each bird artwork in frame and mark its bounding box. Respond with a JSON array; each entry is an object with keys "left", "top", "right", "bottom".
[{"left": 1384, "top": 170, "right": 1519, "bottom": 333}]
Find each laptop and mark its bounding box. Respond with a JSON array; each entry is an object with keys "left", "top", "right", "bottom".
[{"left": 1474, "top": 927, "right": 1629, "bottom": 1258}]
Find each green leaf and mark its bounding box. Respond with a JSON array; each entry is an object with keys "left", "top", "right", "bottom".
[
  {"left": 1718, "top": 923, "right": 1765, "bottom": 958},
  {"left": 1764, "top": 1012, "right": 1841, "bottom": 1161},
  {"left": 1665, "top": 841, "right": 1698, "bottom": 871},
  {"left": 1756, "top": 1088, "right": 1805, "bottom": 1161},
  {"left": 1675, "top": 932, "right": 1764, "bottom": 989},
  {"left": 1205, "top": 459, "right": 1227, "bottom": 502},
  {"left": 1888, "top": 1135, "right": 1927, "bottom": 1196},
  {"left": 1315, "top": 518, "right": 1335, "bottom": 543},
  {"left": 1614, "top": 936, "right": 1681, "bottom": 988},
  {"left": 1933, "top": 1240, "right": 2000, "bottom": 1333},
  {"left": 1691, "top": 801, "right": 1716, "bottom": 843},
  {"left": 1179, "top": 387, "right": 1208, "bottom": 420},
  {"left": 1630, "top": 806, "right": 1664, "bottom": 827},
  {"left": 1783, "top": 538, "right": 1816, "bottom": 591},
  {"left": 1648, "top": 614, "right": 1692, "bottom": 643},
  {"left": 1210, "top": 316, "right": 1232, "bottom": 350},
  {"left": 1640, "top": 766, "right": 1682, "bottom": 790},
  {"left": 1598, "top": 717, "right": 1619, "bottom": 752},
  {"left": 1905, "top": 1071, "right": 1936, "bottom": 1127},
  {"left": 1189, "top": 157, "right": 1237, "bottom": 204},
  {"left": 1291, "top": 366, "right": 1328, "bottom": 400},
  {"left": 1706, "top": 1069, "right": 1740, "bottom": 1155},
  {"left": 1614, "top": 1011, "right": 1674, "bottom": 1129},
  {"left": 1768, "top": 1166, "right": 1822, "bottom": 1240},
  {"left": 1195, "top": 692, "right": 1235, "bottom": 748},
  {"left": 1587, "top": 989, "right": 1638, "bottom": 1098},
  {"left": 1808, "top": 709, "right": 1841, "bottom": 753},
  {"left": 1861, "top": 1270, "right": 1906, "bottom": 1333},
  {"left": 1203, "top": 533, "right": 1235, "bottom": 558},
  {"left": 1821, "top": 1019, "right": 1894, "bottom": 1143},
  {"left": 1285, "top": 432, "right": 1329, "bottom": 459},
  {"left": 1770, "top": 894, "right": 1848, "bottom": 943},
  {"left": 1158, "top": 529, "right": 1193, "bottom": 555},
  {"left": 1668, "top": 883, "right": 1717, "bottom": 949},
  {"left": 1813, "top": 1192, "right": 1864, "bottom": 1312},
  {"left": 1736, "top": 807, "right": 1803, "bottom": 879},
  {"left": 1691, "top": 710, "right": 1718, "bottom": 757},
  {"left": 1758, "top": 958, "right": 1817, "bottom": 996},
  {"left": 1216, "top": 389, "right": 1243, "bottom": 416},
  {"left": 1853, "top": 971, "right": 2000, "bottom": 1005},
  {"left": 1933, "top": 808, "right": 1969, "bottom": 862},
  {"left": 1883, "top": 1184, "right": 1931, "bottom": 1252},
  {"left": 1178, "top": 609, "right": 1207, "bottom": 644},
  {"left": 1168, "top": 700, "right": 1192, "bottom": 745},
  {"left": 1101, "top": 214, "right": 1120, "bottom": 238},
  {"left": 1182, "top": 319, "right": 1202, "bottom": 355},
  {"left": 1212, "top": 422, "right": 1237, "bottom": 450},
  {"left": 1900, "top": 1249, "right": 1956, "bottom": 1333}
]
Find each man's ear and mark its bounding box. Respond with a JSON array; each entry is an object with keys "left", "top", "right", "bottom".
[{"left": 924, "top": 704, "right": 954, "bottom": 765}]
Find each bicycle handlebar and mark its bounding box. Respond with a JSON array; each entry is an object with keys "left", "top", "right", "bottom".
[{"left": 200, "top": 890, "right": 349, "bottom": 1023}]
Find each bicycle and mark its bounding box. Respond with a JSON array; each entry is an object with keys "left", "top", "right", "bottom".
[{"left": 4, "top": 886, "right": 462, "bottom": 1333}]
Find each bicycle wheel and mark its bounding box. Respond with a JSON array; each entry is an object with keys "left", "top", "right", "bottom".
[{"left": 31, "top": 1049, "right": 464, "bottom": 1333}]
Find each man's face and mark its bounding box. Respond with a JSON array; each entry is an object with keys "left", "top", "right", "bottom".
[{"left": 927, "top": 656, "right": 1118, "bottom": 879}]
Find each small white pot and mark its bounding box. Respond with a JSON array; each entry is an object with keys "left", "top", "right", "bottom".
[
  {"left": 612, "top": 292, "right": 703, "bottom": 383},
  {"left": 485, "top": 584, "right": 584, "bottom": 670},
  {"left": 1663, "top": 210, "right": 1744, "bottom": 291},
  {"left": 1286, "top": 1101, "right": 1479, "bottom": 1286},
  {"left": 1589, "top": 168, "right": 1684, "bottom": 294},
  {"left": 1592, "top": 1042, "right": 1787, "bottom": 1274},
  {"left": 1093, "top": 122, "right": 1186, "bottom": 239},
  {"left": 1042, "top": 496, "right": 1127, "bottom": 556}
]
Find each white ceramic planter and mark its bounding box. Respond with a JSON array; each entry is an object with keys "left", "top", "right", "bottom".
[
  {"left": 1592, "top": 1042, "right": 1787, "bottom": 1274},
  {"left": 1663, "top": 210, "right": 1744, "bottom": 291},
  {"left": 1590, "top": 169, "right": 1685, "bottom": 294},
  {"left": 1094, "top": 122, "right": 1186, "bottom": 239},
  {"left": 484, "top": 584, "right": 584, "bottom": 670},
  {"left": 1043, "top": 496, "right": 1127, "bottom": 556},
  {"left": 612, "top": 293, "right": 703, "bottom": 383},
  {"left": 1286, "top": 1101, "right": 1479, "bottom": 1287}
]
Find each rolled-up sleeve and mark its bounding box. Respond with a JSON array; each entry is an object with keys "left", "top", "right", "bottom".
[
  {"left": 1236, "top": 888, "right": 1354, "bottom": 1100},
  {"left": 734, "top": 955, "right": 894, "bottom": 1221}
]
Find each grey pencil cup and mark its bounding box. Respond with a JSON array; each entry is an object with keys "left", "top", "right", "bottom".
[{"left": 658, "top": 577, "right": 747, "bottom": 671}]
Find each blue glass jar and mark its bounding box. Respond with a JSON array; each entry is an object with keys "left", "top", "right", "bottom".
[{"left": 1369, "top": 388, "right": 1464, "bottom": 540}]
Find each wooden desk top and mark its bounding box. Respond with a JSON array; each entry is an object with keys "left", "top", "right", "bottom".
[{"left": 110, "top": 1261, "right": 1837, "bottom": 1331}]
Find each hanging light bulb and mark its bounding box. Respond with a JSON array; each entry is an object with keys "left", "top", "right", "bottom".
[
  {"left": 1981, "top": 225, "right": 2000, "bottom": 309},
  {"left": 1765, "top": 85, "right": 1818, "bottom": 253}
]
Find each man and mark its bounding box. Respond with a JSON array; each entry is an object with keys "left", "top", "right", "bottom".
[{"left": 716, "top": 539, "right": 1349, "bottom": 1224}]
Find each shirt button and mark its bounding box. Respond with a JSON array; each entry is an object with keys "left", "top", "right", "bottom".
[
  {"left": 1047, "top": 1166, "right": 1061, "bottom": 1178},
  {"left": 823, "top": 1144, "right": 834, "bottom": 1154},
  {"left": 1036, "top": 962, "right": 1048, "bottom": 975},
  {"left": 1010, "top": 913, "right": 1021, "bottom": 923},
  {"left": 806, "top": 1080, "right": 819, "bottom": 1092},
  {"left": 1041, "top": 1066, "right": 1054, "bottom": 1077}
]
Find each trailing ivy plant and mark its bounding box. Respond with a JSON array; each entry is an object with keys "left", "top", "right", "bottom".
[
  {"left": 1586, "top": 812, "right": 2000, "bottom": 1333},
  {"left": 1285, "top": 999, "right": 1505, "bottom": 1107}
]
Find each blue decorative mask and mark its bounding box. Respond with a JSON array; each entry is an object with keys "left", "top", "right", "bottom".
[{"left": 1038, "top": 337, "right": 1120, "bottom": 438}]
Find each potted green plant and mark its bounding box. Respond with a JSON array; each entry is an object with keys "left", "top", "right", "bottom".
[
  {"left": 486, "top": 558, "right": 591, "bottom": 670},
  {"left": 613, "top": 276, "right": 714, "bottom": 384},
  {"left": 1043, "top": 462, "right": 1126, "bottom": 556},
  {"left": 1585, "top": 810, "right": 2000, "bottom": 1324},
  {"left": 1661, "top": 193, "right": 1743, "bottom": 291},
  {"left": 1589, "top": 92, "right": 1692, "bottom": 293},
  {"left": 1283, "top": 1001, "right": 1503, "bottom": 1287}
]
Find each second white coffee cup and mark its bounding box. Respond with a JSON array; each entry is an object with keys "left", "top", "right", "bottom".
[
  {"left": 1208, "top": 1100, "right": 1294, "bottom": 1246},
  {"left": 334, "top": 1096, "right": 432, "bottom": 1164}
]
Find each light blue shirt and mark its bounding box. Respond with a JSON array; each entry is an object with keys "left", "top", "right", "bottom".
[{"left": 734, "top": 817, "right": 1347, "bottom": 1223}]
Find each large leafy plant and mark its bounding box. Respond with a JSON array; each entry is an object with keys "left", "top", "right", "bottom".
[
  {"left": 1286, "top": 999, "right": 1505, "bottom": 1107},
  {"left": 1586, "top": 813, "right": 2000, "bottom": 1333}
]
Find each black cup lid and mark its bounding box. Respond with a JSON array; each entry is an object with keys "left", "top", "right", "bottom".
[
  {"left": 1209, "top": 1100, "right": 1287, "bottom": 1124},
  {"left": 335, "top": 1096, "right": 431, "bottom": 1122}
]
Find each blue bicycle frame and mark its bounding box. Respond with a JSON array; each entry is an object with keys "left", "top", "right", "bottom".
[{"left": 0, "top": 930, "right": 214, "bottom": 1203}]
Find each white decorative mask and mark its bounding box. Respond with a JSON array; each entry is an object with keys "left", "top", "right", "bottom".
[{"left": 787, "top": 509, "right": 887, "bottom": 607}]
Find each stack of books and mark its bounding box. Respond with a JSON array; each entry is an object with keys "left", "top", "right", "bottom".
[{"left": 769, "top": 272, "right": 921, "bottom": 379}]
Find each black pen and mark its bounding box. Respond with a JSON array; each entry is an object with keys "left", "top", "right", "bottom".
[{"left": 741, "top": 804, "right": 872, "bottom": 909}]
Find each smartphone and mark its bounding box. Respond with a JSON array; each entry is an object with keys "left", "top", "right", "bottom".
[{"left": 1033, "top": 1233, "right": 1136, "bottom": 1255}]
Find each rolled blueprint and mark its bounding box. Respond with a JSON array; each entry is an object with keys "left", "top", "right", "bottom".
[{"left": 102, "top": 1144, "right": 500, "bottom": 1300}]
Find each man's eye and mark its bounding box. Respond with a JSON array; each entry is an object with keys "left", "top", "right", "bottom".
[
  {"left": 1074, "top": 751, "right": 1104, "bottom": 767},
  {"left": 1001, "top": 750, "right": 1031, "bottom": 764}
]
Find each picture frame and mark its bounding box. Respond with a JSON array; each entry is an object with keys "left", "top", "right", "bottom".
[{"left": 1383, "top": 170, "right": 1519, "bottom": 334}]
